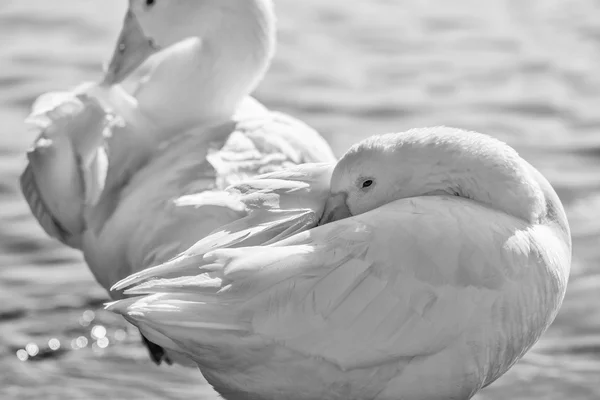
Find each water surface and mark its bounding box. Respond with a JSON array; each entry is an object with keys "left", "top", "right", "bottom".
[{"left": 1, "top": 1, "right": 599, "bottom": 398}]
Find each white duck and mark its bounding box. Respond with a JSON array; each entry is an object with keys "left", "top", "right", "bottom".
[
  {"left": 20, "top": 0, "right": 335, "bottom": 365},
  {"left": 109, "top": 127, "right": 571, "bottom": 400}
]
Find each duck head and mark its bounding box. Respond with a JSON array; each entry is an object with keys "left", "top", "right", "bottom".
[
  {"left": 320, "top": 127, "right": 560, "bottom": 228},
  {"left": 103, "top": 0, "right": 276, "bottom": 128}
]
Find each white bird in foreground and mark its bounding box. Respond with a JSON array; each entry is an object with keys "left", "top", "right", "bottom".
[
  {"left": 109, "top": 127, "right": 571, "bottom": 400},
  {"left": 20, "top": 0, "right": 334, "bottom": 365}
]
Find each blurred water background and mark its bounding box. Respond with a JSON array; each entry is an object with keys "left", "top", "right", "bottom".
[{"left": 1, "top": 0, "right": 600, "bottom": 398}]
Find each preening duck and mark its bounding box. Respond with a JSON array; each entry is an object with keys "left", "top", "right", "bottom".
[
  {"left": 109, "top": 127, "right": 571, "bottom": 399},
  {"left": 20, "top": 0, "right": 335, "bottom": 366}
]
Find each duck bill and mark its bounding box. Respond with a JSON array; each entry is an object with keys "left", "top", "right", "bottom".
[
  {"left": 319, "top": 192, "right": 351, "bottom": 225},
  {"left": 103, "top": 10, "right": 158, "bottom": 85}
]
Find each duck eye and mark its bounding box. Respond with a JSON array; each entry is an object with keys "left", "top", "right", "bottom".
[
  {"left": 361, "top": 179, "right": 374, "bottom": 189},
  {"left": 145, "top": 0, "right": 156, "bottom": 7}
]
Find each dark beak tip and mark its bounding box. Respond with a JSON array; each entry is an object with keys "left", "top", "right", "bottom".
[
  {"left": 318, "top": 192, "right": 351, "bottom": 226},
  {"left": 102, "top": 10, "right": 156, "bottom": 86},
  {"left": 318, "top": 211, "right": 332, "bottom": 226}
]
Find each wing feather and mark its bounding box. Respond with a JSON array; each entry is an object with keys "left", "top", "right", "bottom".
[
  {"left": 110, "top": 195, "right": 548, "bottom": 374},
  {"left": 111, "top": 163, "right": 334, "bottom": 291},
  {"left": 20, "top": 89, "right": 110, "bottom": 247}
]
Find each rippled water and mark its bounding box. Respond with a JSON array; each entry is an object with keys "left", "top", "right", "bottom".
[{"left": 1, "top": 0, "right": 599, "bottom": 398}]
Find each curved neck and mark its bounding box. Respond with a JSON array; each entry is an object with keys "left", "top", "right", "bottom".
[
  {"left": 135, "top": 5, "right": 275, "bottom": 132},
  {"left": 419, "top": 160, "right": 546, "bottom": 223},
  {"left": 402, "top": 141, "right": 546, "bottom": 222},
  {"left": 363, "top": 129, "right": 548, "bottom": 223}
]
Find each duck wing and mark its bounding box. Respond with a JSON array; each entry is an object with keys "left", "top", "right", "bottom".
[
  {"left": 110, "top": 162, "right": 334, "bottom": 290},
  {"left": 109, "top": 195, "right": 569, "bottom": 394},
  {"left": 20, "top": 90, "right": 111, "bottom": 248}
]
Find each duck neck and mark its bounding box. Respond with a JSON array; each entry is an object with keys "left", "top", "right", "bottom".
[
  {"left": 135, "top": 5, "right": 275, "bottom": 134},
  {"left": 393, "top": 136, "right": 547, "bottom": 222}
]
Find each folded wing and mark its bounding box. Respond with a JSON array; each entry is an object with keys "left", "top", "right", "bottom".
[
  {"left": 20, "top": 90, "right": 111, "bottom": 248},
  {"left": 111, "top": 162, "right": 335, "bottom": 290},
  {"left": 110, "top": 195, "right": 554, "bottom": 378}
]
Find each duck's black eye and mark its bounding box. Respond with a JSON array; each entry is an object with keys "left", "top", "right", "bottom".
[
  {"left": 361, "top": 179, "right": 373, "bottom": 189},
  {"left": 145, "top": 0, "right": 156, "bottom": 7}
]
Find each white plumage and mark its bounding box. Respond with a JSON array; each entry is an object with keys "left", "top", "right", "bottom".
[
  {"left": 20, "top": 0, "right": 335, "bottom": 365},
  {"left": 109, "top": 127, "right": 571, "bottom": 400}
]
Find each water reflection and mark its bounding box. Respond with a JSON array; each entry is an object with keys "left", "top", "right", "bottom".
[
  {"left": 25, "top": 343, "right": 39, "bottom": 357},
  {"left": 16, "top": 349, "right": 29, "bottom": 362},
  {"left": 114, "top": 329, "right": 127, "bottom": 341},
  {"left": 48, "top": 338, "right": 60, "bottom": 350},
  {"left": 72, "top": 336, "right": 88, "bottom": 349},
  {"left": 97, "top": 337, "right": 109, "bottom": 349},
  {"left": 15, "top": 309, "right": 131, "bottom": 362},
  {"left": 91, "top": 325, "right": 106, "bottom": 340},
  {"left": 79, "top": 309, "right": 96, "bottom": 327}
]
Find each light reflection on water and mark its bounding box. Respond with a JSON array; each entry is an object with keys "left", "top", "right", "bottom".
[
  {"left": 48, "top": 338, "right": 60, "bottom": 350},
  {"left": 15, "top": 310, "right": 127, "bottom": 361}
]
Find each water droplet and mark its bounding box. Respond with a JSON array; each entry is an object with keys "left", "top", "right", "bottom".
[
  {"left": 76, "top": 336, "right": 88, "bottom": 348},
  {"left": 91, "top": 325, "right": 107, "bottom": 340},
  {"left": 91, "top": 341, "right": 106, "bottom": 355},
  {"left": 82, "top": 310, "right": 95, "bottom": 322},
  {"left": 25, "top": 343, "right": 39, "bottom": 357},
  {"left": 48, "top": 338, "right": 61, "bottom": 350},
  {"left": 97, "top": 337, "right": 109, "bottom": 349},
  {"left": 114, "top": 329, "right": 127, "bottom": 341},
  {"left": 79, "top": 310, "right": 96, "bottom": 326},
  {"left": 71, "top": 338, "right": 80, "bottom": 350},
  {"left": 16, "top": 349, "right": 29, "bottom": 361}
]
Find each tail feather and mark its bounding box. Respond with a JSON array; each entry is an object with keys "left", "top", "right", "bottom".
[
  {"left": 111, "top": 208, "right": 316, "bottom": 292},
  {"left": 111, "top": 252, "right": 216, "bottom": 292},
  {"left": 124, "top": 274, "right": 223, "bottom": 296},
  {"left": 251, "top": 162, "right": 334, "bottom": 183},
  {"left": 106, "top": 293, "right": 248, "bottom": 358}
]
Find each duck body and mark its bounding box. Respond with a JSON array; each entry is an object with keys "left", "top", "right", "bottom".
[
  {"left": 20, "top": 0, "right": 336, "bottom": 366},
  {"left": 21, "top": 84, "right": 335, "bottom": 365},
  {"left": 110, "top": 127, "right": 571, "bottom": 398},
  {"left": 80, "top": 90, "right": 334, "bottom": 292}
]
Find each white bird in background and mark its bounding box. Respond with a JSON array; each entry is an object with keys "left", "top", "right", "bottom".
[
  {"left": 20, "top": 0, "right": 335, "bottom": 366},
  {"left": 109, "top": 127, "right": 571, "bottom": 400}
]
